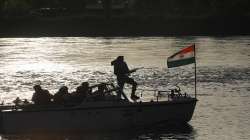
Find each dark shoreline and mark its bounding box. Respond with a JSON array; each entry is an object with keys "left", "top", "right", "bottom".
[{"left": 1, "top": 17, "right": 250, "bottom": 37}]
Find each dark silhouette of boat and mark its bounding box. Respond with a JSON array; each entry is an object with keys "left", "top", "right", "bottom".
[{"left": 0, "top": 83, "right": 197, "bottom": 134}]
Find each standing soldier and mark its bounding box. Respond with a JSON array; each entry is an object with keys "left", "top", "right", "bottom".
[{"left": 111, "top": 56, "right": 139, "bottom": 100}]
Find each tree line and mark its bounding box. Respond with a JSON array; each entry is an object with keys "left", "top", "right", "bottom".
[
  {"left": 0, "top": 0, "right": 250, "bottom": 18},
  {"left": 134, "top": 0, "right": 250, "bottom": 17}
]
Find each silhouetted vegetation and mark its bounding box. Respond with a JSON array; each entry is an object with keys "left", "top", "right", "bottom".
[
  {"left": 0, "top": 0, "right": 250, "bottom": 19},
  {"left": 1, "top": 0, "right": 250, "bottom": 37},
  {"left": 133, "top": 0, "right": 250, "bottom": 17}
]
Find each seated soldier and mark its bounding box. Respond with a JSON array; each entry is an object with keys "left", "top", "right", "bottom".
[
  {"left": 53, "top": 86, "right": 69, "bottom": 104},
  {"left": 13, "top": 97, "right": 22, "bottom": 106},
  {"left": 92, "top": 83, "right": 108, "bottom": 101},
  {"left": 70, "top": 82, "right": 90, "bottom": 104},
  {"left": 78, "top": 82, "right": 90, "bottom": 99},
  {"left": 32, "top": 85, "right": 53, "bottom": 105}
]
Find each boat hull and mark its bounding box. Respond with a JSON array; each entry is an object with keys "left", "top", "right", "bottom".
[{"left": 0, "top": 99, "right": 197, "bottom": 133}]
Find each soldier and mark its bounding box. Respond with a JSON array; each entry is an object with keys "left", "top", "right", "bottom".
[
  {"left": 32, "top": 85, "right": 52, "bottom": 105},
  {"left": 111, "top": 56, "right": 139, "bottom": 100}
]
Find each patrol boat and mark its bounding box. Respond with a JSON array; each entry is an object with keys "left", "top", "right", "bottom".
[
  {"left": 0, "top": 44, "right": 199, "bottom": 134},
  {"left": 0, "top": 83, "right": 197, "bottom": 134}
]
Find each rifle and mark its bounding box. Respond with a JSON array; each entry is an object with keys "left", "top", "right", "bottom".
[{"left": 127, "top": 67, "right": 144, "bottom": 75}]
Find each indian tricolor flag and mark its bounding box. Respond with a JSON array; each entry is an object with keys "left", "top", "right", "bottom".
[{"left": 167, "top": 44, "right": 196, "bottom": 68}]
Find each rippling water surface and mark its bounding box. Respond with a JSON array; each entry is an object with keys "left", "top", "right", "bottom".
[{"left": 0, "top": 36, "right": 250, "bottom": 139}]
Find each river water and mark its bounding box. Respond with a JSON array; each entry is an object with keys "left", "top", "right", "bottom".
[{"left": 0, "top": 36, "right": 249, "bottom": 140}]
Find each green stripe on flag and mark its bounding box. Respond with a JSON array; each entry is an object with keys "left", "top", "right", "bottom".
[{"left": 167, "top": 57, "right": 195, "bottom": 68}]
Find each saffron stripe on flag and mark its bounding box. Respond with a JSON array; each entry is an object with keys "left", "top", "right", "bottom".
[{"left": 167, "top": 44, "right": 196, "bottom": 68}]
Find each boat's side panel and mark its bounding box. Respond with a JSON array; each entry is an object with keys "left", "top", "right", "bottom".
[
  {"left": 135, "top": 100, "right": 196, "bottom": 126},
  {"left": 2, "top": 108, "right": 132, "bottom": 133},
  {"left": 1, "top": 100, "right": 196, "bottom": 133}
]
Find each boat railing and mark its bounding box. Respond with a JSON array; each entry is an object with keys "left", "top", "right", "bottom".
[
  {"left": 0, "top": 83, "right": 195, "bottom": 111},
  {"left": 136, "top": 87, "right": 192, "bottom": 102}
]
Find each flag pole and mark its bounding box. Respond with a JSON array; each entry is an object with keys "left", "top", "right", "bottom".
[{"left": 194, "top": 44, "right": 197, "bottom": 99}]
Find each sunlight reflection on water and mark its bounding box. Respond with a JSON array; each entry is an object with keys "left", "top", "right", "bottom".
[{"left": 0, "top": 36, "right": 250, "bottom": 139}]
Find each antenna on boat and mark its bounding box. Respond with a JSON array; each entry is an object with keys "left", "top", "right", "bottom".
[{"left": 194, "top": 44, "right": 197, "bottom": 99}]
